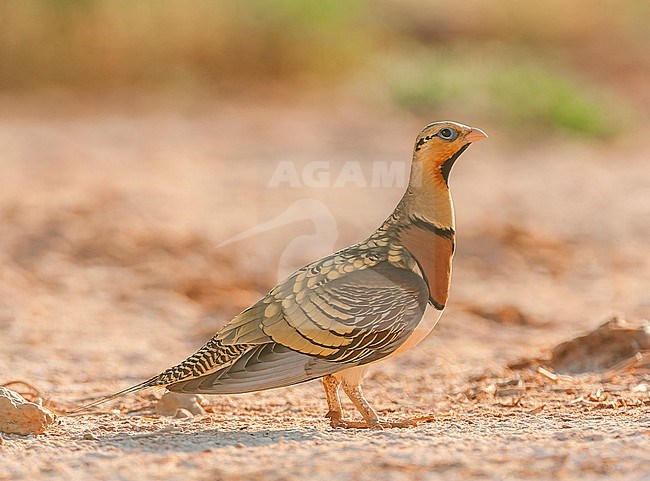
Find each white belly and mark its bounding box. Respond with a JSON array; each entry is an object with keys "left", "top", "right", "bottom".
[{"left": 389, "top": 303, "right": 443, "bottom": 358}]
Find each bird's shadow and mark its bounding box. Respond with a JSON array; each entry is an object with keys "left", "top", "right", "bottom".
[{"left": 91, "top": 426, "right": 320, "bottom": 453}]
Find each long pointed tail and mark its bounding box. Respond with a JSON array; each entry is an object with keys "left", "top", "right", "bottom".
[
  {"left": 70, "top": 338, "right": 251, "bottom": 414},
  {"left": 70, "top": 377, "right": 162, "bottom": 414}
]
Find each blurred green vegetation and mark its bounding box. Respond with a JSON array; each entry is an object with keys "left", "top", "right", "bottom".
[
  {"left": 0, "top": 0, "right": 379, "bottom": 88},
  {"left": 385, "top": 46, "right": 615, "bottom": 137},
  {"left": 0, "top": 0, "right": 647, "bottom": 137}
]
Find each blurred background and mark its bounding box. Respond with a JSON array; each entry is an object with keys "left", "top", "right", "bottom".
[
  {"left": 1, "top": 2, "right": 650, "bottom": 478},
  {"left": 0, "top": 0, "right": 649, "bottom": 396},
  {"left": 1, "top": 0, "right": 648, "bottom": 134}
]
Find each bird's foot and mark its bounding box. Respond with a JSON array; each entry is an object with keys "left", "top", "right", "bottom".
[
  {"left": 325, "top": 410, "right": 355, "bottom": 428},
  {"left": 326, "top": 410, "right": 370, "bottom": 429},
  {"left": 326, "top": 411, "right": 435, "bottom": 429},
  {"left": 375, "top": 414, "right": 437, "bottom": 429}
]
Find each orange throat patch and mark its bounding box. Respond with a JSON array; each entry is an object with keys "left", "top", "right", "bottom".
[{"left": 399, "top": 224, "right": 454, "bottom": 310}]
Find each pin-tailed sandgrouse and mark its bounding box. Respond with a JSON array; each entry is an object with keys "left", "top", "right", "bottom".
[{"left": 81, "top": 121, "right": 487, "bottom": 428}]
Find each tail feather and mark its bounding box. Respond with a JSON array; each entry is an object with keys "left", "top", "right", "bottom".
[
  {"left": 70, "top": 376, "right": 162, "bottom": 414},
  {"left": 70, "top": 337, "right": 252, "bottom": 415}
]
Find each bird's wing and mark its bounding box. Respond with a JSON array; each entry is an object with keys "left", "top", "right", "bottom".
[
  {"left": 166, "top": 343, "right": 341, "bottom": 394},
  {"left": 268, "top": 263, "right": 429, "bottom": 363},
  {"left": 215, "top": 247, "right": 372, "bottom": 347},
  {"left": 168, "top": 261, "right": 428, "bottom": 395},
  {"left": 219, "top": 246, "right": 429, "bottom": 358}
]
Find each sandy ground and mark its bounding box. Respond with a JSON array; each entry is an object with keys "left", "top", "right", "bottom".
[{"left": 0, "top": 95, "right": 649, "bottom": 480}]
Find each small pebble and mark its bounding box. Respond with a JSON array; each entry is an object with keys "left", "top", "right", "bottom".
[
  {"left": 235, "top": 443, "right": 245, "bottom": 449},
  {"left": 155, "top": 392, "right": 206, "bottom": 417},
  {"left": 82, "top": 432, "right": 98, "bottom": 441},
  {"left": 174, "top": 408, "right": 194, "bottom": 419}
]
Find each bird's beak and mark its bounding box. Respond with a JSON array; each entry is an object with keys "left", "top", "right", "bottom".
[{"left": 465, "top": 128, "right": 488, "bottom": 142}]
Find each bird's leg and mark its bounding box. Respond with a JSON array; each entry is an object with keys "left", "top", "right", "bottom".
[
  {"left": 323, "top": 374, "right": 435, "bottom": 429},
  {"left": 322, "top": 375, "right": 380, "bottom": 429},
  {"left": 339, "top": 381, "right": 436, "bottom": 429},
  {"left": 340, "top": 381, "right": 381, "bottom": 428},
  {"left": 322, "top": 375, "right": 344, "bottom": 427}
]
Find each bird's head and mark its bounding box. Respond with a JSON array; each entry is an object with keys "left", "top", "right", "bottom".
[{"left": 412, "top": 121, "right": 487, "bottom": 187}]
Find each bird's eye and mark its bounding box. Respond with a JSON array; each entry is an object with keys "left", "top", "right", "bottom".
[{"left": 438, "top": 128, "right": 457, "bottom": 141}]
